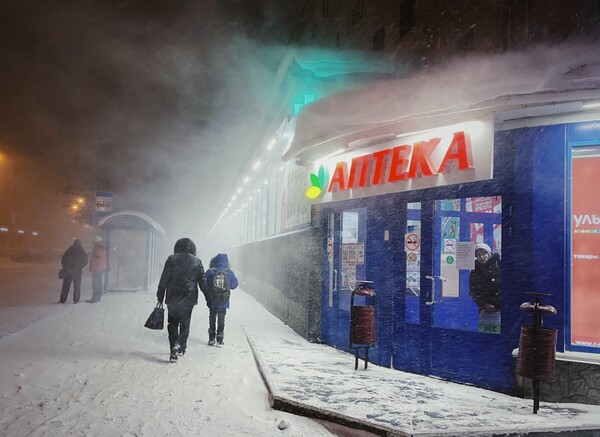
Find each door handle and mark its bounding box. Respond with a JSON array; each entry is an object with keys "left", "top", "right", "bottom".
[
  {"left": 425, "top": 275, "right": 445, "bottom": 305},
  {"left": 425, "top": 275, "right": 436, "bottom": 305},
  {"left": 434, "top": 275, "right": 446, "bottom": 304},
  {"left": 333, "top": 269, "right": 338, "bottom": 292}
]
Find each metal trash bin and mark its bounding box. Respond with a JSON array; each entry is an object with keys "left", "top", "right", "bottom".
[
  {"left": 516, "top": 324, "right": 557, "bottom": 381},
  {"left": 516, "top": 292, "right": 557, "bottom": 414},
  {"left": 350, "top": 280, "right": 376, "bottom": 370}
]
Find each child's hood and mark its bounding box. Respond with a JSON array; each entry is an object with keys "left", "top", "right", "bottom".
[{"left": 209, "top": 253, "right": 230, "bottom": 270}]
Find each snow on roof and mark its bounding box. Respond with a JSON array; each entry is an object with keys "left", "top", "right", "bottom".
[
  {"left": 97, "top": 210, "right": 165, "bottom": 235},
  {"left": 284, "top": 43, "right": 600, "bottom": 163}
]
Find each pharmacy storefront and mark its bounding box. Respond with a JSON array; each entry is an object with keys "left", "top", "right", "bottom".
[{"left": 296, "top": 99, "right": 600, "bottom": 396}]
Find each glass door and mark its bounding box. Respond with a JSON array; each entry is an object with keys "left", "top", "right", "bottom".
[
  {"left": 431, "top": 197, "right": 502, "bottom": 334},
  {"left": 402, "top": 196, "right": 503, "bottom": 378},
  {"left": 322, "top": 208, "right": 368, "bottom": 351}
]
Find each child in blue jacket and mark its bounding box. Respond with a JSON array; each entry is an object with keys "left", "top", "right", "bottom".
[{"left": 201, "top": 253, "right": 238, "bottom": 346}]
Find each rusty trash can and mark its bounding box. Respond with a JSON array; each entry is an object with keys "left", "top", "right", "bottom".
[
  {"left": 350, "top": 280, "right": 376, "bottom": 370},
  {"left": 516, "top": 324, "right": 557, "bottom": 381},
  {"left": 516, "top": 293, "right": 557, "bottom": 414}
]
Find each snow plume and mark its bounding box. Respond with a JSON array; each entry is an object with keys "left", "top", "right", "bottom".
[
  {"left": 112, "top": 34, "right": 291, "bottom": 253},
  {"left": 291, "top": 42, "right": 600, "bottom": 157},
  {"left": 0, "top": 1, "right": 295, "bottom": 251}
]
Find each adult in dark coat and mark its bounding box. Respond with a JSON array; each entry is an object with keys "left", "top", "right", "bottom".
[
  {"left": 469, "top": 243, "right": 501, "bottom": 312},
  {"left": 59, "top": 239, "right": 89, "bottom": 304},
  {"left": 157, "top": 238, "right": 204, "bottom": 362},
  {"left": 201, "top": 253, "right": 238, "bottom": 347}
]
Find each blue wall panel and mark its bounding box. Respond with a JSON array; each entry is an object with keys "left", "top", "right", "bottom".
[{"left": 567, "top": 121, "right": 600, "bottom": 143}]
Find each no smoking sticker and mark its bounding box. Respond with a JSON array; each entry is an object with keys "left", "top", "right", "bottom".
[
  {"left": 405, "top": 233, "right": 421, "bottom": 251},
  {"left": 444, "top": 239, "right": 456, "bottom": 252}
]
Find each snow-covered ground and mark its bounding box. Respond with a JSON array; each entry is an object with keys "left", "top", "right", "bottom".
[
  {"left": 0, "top": 259, "right": 342, "bottom": 437},
  {"left": 247, "top": 329, "right": 600, "bottom": 436},
  {"left": 3, "top": 258, "right": 600, "bottom": 437}
]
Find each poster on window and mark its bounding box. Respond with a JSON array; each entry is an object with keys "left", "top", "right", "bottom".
[
  {"left": 571, "top": 154, "right": 600, "bottom": 348},
  {"left": 342, "top": 243, "right": 364, "bottom": 265},
  {"left": 441, "top": 216, "right": 460, "bottom": 242},
  {"left": 465, "top": 196, "right": 501, "bottom": 213},
  {"left": 342, "top": 211, "right": 359, "bottom": 243}
]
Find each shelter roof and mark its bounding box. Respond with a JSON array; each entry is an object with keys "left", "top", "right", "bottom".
[{"left": 98, "top": 210, "right": 165, "bottom": 235}]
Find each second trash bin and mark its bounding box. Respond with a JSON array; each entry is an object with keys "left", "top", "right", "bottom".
[
  {"left": 516, "top": 292, "right": 557, "bottom": 414},
  {"left": 350, "top": 280, "right": 376, "bottom": 370}
]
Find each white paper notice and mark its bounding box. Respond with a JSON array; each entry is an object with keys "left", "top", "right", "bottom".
[{"left": 456, "top": 242, "right": 476, "bottom": 270}]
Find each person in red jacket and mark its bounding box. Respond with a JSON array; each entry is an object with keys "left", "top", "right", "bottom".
[{"left": 87, "top": 236, "right": 107, "bottom": 303}]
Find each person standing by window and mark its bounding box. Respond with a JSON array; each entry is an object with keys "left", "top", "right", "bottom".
[{"left": 469, "top": 242, "right": 501, "bottom": 333}]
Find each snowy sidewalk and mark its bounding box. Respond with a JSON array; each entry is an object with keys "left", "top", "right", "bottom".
[
  {"left": 0, "top": 275, "right": 338, "bottom": 437},
  {"left": 2, "top": 263, "right": 600, "bottom": 437},
  {"left": 244, "top": 322, "right": 600, "bottom": 437}
]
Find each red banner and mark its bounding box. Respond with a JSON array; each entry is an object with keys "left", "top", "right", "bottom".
[{"left": 571, "top": 155, "right": 600, "bottom": 347}]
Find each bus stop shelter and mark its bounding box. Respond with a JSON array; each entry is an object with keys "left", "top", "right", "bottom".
[{"left": 98, "top": 211, "right": 165, "bottom": 292}]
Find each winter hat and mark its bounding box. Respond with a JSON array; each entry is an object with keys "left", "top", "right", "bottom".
[
  {"left": 474, "top": 243, "right": 491, "bottom": 255},
  {"left": 94, "top": 236, "right": 102, "bottom": 242}
]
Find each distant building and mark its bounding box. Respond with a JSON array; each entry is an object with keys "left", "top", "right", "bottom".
[
  {"left": 288, "top": 0, "right": 600, "bottom": 62},
  {"left": 0, "top": 151, "right": 85, "bottom": 253}
]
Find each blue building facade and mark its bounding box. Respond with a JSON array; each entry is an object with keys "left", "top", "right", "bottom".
[
  {"left": 211, "top": 49, "right": 600, "bottom": 402},
  {"left": 316, "top": 119, "right": 600, "bottom": 395}
]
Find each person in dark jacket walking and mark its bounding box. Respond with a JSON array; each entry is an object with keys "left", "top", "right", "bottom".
[
  {"left": 157, "top": 238, "right": 204, "bottom": 363},
  {"left": 59, "top": 239, "right": 89, "bottom": 304},
  {"left": 201, "top": 253, "right": 238, "bottom": 347}
]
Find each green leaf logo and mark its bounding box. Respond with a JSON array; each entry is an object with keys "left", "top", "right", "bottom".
[{"left": 305, "top": 165, "right": 329, "bottom": 199}]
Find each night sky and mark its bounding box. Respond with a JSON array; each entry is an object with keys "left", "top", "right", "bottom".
[{"left": 0, "top": 0, "right": 300, "bottom": 239}]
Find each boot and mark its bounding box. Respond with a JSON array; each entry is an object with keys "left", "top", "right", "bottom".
[{"left": 170, "top": 346, "right": 179, "bottom": 363}]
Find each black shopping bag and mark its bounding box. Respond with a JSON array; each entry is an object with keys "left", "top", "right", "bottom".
[{"left": 144, "top": 303, "right": 164, "bottom": 330}]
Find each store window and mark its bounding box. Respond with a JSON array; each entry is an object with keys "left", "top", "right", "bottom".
[
  {"left": 340, "top": 209, "right": 367, "bottom": 309},
  {"left": 405, "top": 202, "right": 421, "bottom": 324},
  {"left": 434, "top": 196, "right": 502, "bottom": 334},
  {"left": 569, "top": 145, "right": 600, "bottom": 351}
]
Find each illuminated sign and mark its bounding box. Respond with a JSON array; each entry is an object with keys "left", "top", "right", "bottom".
[
  {"left": 327, "top": 131, "right": 472, "bottom": 192},
  {"left": 305, "top": 120, "right": 494, "bottom": 203},
  {"left": 95, "top": 191, "right": 113, "bottom": 213},
  {"left": 305, "top": 165, "right": 330, "bottom": 199}
]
